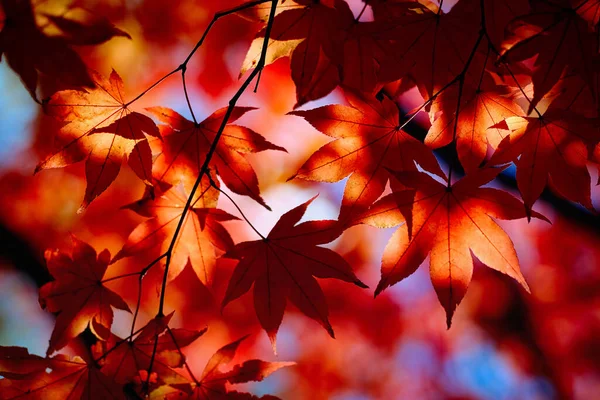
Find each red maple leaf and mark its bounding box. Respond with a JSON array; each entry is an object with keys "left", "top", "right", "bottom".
[
  {"left": 39, "top": 236, "right": 130, "bottom": 355},
  {"left": 327, "top": 21, "right": 391, "bottom": 94},
  {"left": 0, "top": 346, "right": 124, "bottom": 399},
  {"left": 146, "top": 106, "right": 285, "bottom": 209},
  {"left": 500, "top": 0, "right": 599, "bottom": 114},
  {"left": 376, "top": 0, "right": 480, "bottom": 100},
  {"left": 94, "top": 312, "right": 205, "bottom": 386},
  {"left": 150, "top": 335, "right": 293, "bottom": 399},
  {"left": 222, "top": 196, "right": 367, "bottom": 349},
  {"left": 573, "top": 0, "right": 600, "bottom": 27}
]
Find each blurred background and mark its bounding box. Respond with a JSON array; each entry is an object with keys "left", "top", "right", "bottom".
[{"left": 1, "top": 0, "right": 600, "bottom": 399}]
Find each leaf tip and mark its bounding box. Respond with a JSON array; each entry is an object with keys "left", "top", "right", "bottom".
[
  {"left": 531, "top": 209, "right": 551, "bottom": 224},
  {"left": 268, "top": 333, "right": 278, "bottom": 355},
  {"left": 373, "top": 279, "right": 387, "bottom": 298},
  {"left": 110, "top": 252, "right": 123, "bottom": 265},
  {"left": 524, "top": 203, "right": 532, "bottom": 222},
  {"left": 286, "top": 110, "right": 303, "bottom": 117},
  {"left": 444, "top": 304, "right": 457, "bottom": 329},
  {"left": 519, "top": 277, "right": 531, "bottom": 294},
  {"left": 293, "top": 98, "right": 307, "bottom": 110},
  {"left": 325, "top": 324, "right": 335, "bottom": 339},
  {"left": 286, "top": 173, "right": 297, "bottom": 182},
  {"left": 118, "top": 29, "right": 132, "bottom": 40},
  {"left": 354, "top": 279, "right": 369, "bottom": 289}
]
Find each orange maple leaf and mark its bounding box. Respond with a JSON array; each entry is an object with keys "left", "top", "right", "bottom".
[
  {"left": 290, "top": 90, "right": 443, "bottom": 222},
  {"left": 150, "top": 335, "right": 293, "bottom": 399},
  {"left": 426, "top": 74, "right": 524, "bottom": 173},
  {"left": 359, "top": 167, "right": 547, "bottom": 327},
  {"left": 39, "top": 70, "right": 160, "bottom": 211},
  {"left": 39, "top": 236, "right": 130, "bottom": 355},
  {"left": 222, "top": 196, "right": 367, "bottom": 350},
  {"left": 488, "top": 108, "right": 600, "bottom": 213},
  {"left": 113, "top": 183, "right": 238, "bottom": 286},
  {"left": 146, "top": 106, "right": 285, "bottom": 209}
]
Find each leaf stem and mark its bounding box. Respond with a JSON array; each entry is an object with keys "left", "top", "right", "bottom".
[
  {"left": 128, "top": 253, "right": 167, "bottom": 339},
  {"left": 208, "top": 173, "right": 265, "bottom": 240},
  {"left": 125, "top": 68, "right": 181, "bottom": 107},
  {"left": 355, "top": 3, "right": 368, "bottom": 22},
  {"left": 101, "top": 271, "right": 141, "bottom": 284},
  {"left": 181, "top": 66, "right": 198, "bottom": 124}
]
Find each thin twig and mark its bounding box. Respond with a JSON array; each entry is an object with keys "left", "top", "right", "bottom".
[
  {"left": 101, "top": 271, "right": 141, "bottom": 284},
  {"left": 155, "top": 0, "right": 278, "bottom": 318},
  {"left": 143, "top": 0, "right": 279, "bottom": 392},
  {"left": 124, "top": 0, "right": 273, "bottom": 109},
  {"left": 130, "top": 276, "right": 144, "bottom": 340},
  {"left": 125, "top": 68, "right": 181, "bottom": 107},
  {"left": 127, "top": 253, "right": 167, "bottom": 339}
]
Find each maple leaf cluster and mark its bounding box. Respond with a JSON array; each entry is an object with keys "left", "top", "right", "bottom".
[
  {"left": 1, "top": 0, "right": 600, "bottom": 398},
  {"left": 244, "top": 0, "right": 600, "bottom": 323},
  {"left": 0, "top": 237, "right": 292, "bottom": 399}
]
